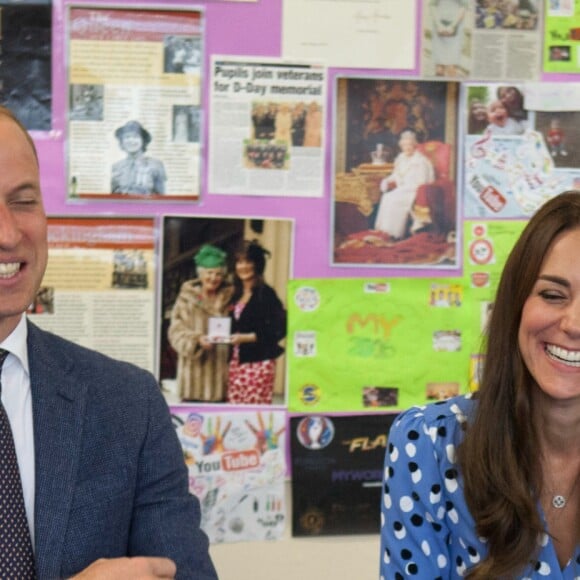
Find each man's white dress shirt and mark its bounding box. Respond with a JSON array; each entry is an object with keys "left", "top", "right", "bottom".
[{"left": 0, "top": 314, "right": 35, "bottom": 545}]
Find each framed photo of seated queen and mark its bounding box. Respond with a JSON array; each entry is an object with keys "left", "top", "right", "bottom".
[{"left": 331, "top": 77, "right": 459, "bottom": 269}]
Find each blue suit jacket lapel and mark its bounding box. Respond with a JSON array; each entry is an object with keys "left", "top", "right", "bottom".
[{"left": 27, "top": 322, "right": 88, "bottom": 579}]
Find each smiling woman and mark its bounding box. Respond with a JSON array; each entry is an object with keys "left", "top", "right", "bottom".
[
  {"left": 226, "top": 240, "right": 287, "bottom": 405},
  {"left": 380, "top": 191, "right": 580, "bottom": 579},
  {"left": 168, "top": 244, "right": 233, "bottom": 403},
  {"left": 110, "top": 120, "right": 167, "bottom": 195},
  {"left": 519, "top": 228, "right": 580, "bottom": 401}
]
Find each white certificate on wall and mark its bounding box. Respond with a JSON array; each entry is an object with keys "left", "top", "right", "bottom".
[{"left": 281, "top": 0, "right": 417, "bottom": 70}]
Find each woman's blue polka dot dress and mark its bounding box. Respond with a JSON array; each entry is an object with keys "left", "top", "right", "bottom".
[{"left": 380, "top": 394, "right": 580, "bottom": 579}]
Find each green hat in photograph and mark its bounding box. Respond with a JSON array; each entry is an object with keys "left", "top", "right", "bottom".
[{"left": 194, "top": 244, "right": 227, "bottom": 268}]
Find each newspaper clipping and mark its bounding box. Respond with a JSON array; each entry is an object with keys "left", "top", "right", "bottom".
[
  {"left": 422, "top": 0, "right": 542, "bottom": 81},
  {"left": 66, "top": 6, "right": 203, "bottom": 201},
  {"left": 209, "top": 57, "right": 326, "bottom": 197},
  {"left": 28, "top": 217, "right": 156, "bottom": 374}
]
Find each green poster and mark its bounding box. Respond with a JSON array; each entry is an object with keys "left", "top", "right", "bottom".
[
  {"left": 543, "top": 0, "right": 580, "bottom": 73},
  {"left": 287, "top": 278, "right": 478, "bottom": 413},
  {"left": 463, "top": 219, "right": 526, "bottom": 306},
  {"left": 462, "top": 219, "right": 526, "bottom": 389},
  {"left": 287, "top": 221, "right": 528, "bottom": 413}
]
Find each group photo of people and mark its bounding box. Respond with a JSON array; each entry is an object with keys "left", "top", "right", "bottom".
[
  {"left": 250, "top": 101, "right": 323, "bottom": 148},
  {"left": 163, "top": 35, "right": 202, "bottom": 74},
  {"left": 160, "top": 216, "right": 292, "bottom": 406},
  {"left": 244, "top": 141, "right": 289, "bottom": 169},
  {"left": 69, "top": 84, "right": 104, "bottom": 122},
  {"left": 475, "top": 0, "right": 539, "bottom": 29}
]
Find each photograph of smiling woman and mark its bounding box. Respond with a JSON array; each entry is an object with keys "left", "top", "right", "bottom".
[{"left": 110, "top": 120, "right": 167, "bottom": 195}]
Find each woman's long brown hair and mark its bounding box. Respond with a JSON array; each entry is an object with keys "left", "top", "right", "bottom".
[
  {"left": 231, "top": 240, "right": 270, "bottom": 303},
  {"left": 458, "top": 191, "right": 580, "bottom": 578}
]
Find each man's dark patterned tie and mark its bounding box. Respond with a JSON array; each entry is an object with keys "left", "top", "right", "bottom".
[{"left": 0, "top": 348, "right": 36, "bottom": 579}]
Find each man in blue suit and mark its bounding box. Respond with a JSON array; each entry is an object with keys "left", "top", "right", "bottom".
[{"left": 0, "top": 108, "right": 218, "bottom": 578}]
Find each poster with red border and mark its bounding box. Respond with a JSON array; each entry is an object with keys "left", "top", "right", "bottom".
[
  {"left": 66, "top": 5, "right": 203, "bottom": 202},
  {"left": 29, "top": 216, "right": 156, "bottom": 373}
]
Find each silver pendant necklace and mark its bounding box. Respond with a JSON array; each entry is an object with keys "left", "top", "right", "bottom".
[
  {"left": 551, "top": 494, "right": 566, "bottom": 509},
  {"left": 548, "top": 471, "right": 579, "bottom": 510}
]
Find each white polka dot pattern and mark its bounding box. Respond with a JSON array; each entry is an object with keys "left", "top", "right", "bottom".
[
  {"left": 0, "top": 349, "right": 36, "bottom": 579},
  {"left": 379, "top": 394, "right": 580, "bottom": 579}
]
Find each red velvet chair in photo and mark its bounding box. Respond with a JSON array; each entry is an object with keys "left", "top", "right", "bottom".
[{"left": 413, "top": 140, "right": 456, "bottom": 237}]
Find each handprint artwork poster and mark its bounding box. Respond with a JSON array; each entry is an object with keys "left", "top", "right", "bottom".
[{"left": 170, "top": 406, "right": 286, "bottom": 543}]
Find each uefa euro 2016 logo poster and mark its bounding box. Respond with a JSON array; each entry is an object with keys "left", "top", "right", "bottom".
[{"left": 290, "top": 412, "right": 396, "bottom": 536}]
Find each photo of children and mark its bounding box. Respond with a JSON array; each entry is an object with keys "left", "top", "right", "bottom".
[
  {"left": 535, "top": 111, "right": 580, "bottom": 169},
  {"left": 466, "top": 84, "right": 528, "bottom": 135},
  {"left": 462, "top": 83, "right": 580, "bottom": 218}
]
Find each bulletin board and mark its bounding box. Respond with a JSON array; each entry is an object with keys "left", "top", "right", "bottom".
[{"left": 14, "top": 0, "right": 579, "bottom": 543}]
